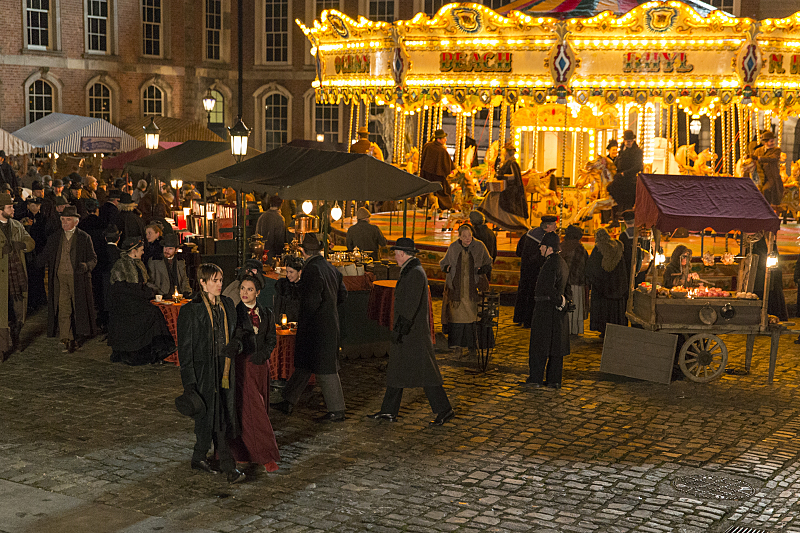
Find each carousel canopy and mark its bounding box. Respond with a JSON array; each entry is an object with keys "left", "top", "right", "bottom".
[
  {"left": 635, "top": 174, "right": 781, "bottom": 235},
  {"left": 13, "top": 113, "right": 140, "bottom": 153},
  {"left": 495, "top": 0, "right": 717, "bottom": 18},
  {"left": 0, "top": 128, "right": 34, "bottom": 156},
  {"left": 125, "top": 140, "right": 260, "bottom": 182},
  {"left": 206, "top": 145, "right": 442, "bottom": 201}
]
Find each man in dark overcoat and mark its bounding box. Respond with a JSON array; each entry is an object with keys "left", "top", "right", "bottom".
[
  {"left": 177, "top": 263, "right": 245, "bottom": 484},
  {"left": 522, "top": 232, "right": 571, "bottom": 389},
  {"left": 514, "top": 215, "right": 557, "bottom": 328},
  {"left": 99, "top": 189, "right": 120, "bottom": 229},
  {"left": 273, "top": 234, "right": 348, "bottom": 422},
  {"left": 112, "top": 192, "right": 145, "bottom": 243},
  {"left": 419, "top": 129, "right": 454, "bottom": 210},
  {"left": 607, "top": 129, "right": 643, "bottom": 222},
  {"left": 36, "top": 205, "right": 97, "bottom": 352},
  {"left": 368, "top": 238, "right": 455, "bottom": 425}
]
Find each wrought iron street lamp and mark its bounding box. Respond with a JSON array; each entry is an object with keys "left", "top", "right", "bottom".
[
  {"left": 202, "top": 90, "right": 216, "bottom": 125},
  {"left": 143, "top": 117, "right": 160, "bottom": 150},
  {"left": 228, "top": 116, "right": 251, "bottom": 163}
]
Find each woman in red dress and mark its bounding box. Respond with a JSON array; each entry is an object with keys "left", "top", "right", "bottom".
[{"left": 228, "top": 274, "right": 280, "bottom": 472}]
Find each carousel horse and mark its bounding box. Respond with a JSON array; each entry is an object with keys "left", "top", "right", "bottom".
[
  {"left": 778, "top": 160, "right": 800, "bottom": 220},
  {"left": 675, "top": 144, "right": 698, "bottom": 174},
  {"left": 734, "top": 156, "right": 756, "bottom": 178},
  {"left": 368, "top": 142, "right": 385, "bottom": 162},
  {"left": 484, "top": 140, "right": 500, "bottom": 179},
  {"left": 522, "top": 167, "right": 558, "bottom": 198},
  {"left": 571, "top": 156, "right": 617, "bottom": 223},
  {"left": 693, "top": 149, "right": 717, "bottom": 175},
  {"left": 405, "top": 147, "right": 419, "bottom": 175}
]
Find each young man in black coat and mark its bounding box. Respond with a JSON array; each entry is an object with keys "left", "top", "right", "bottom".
[
  {"left": 176, "top": 263, "right": 245, "bottom": 484},
  {"left": 514, "top": 215, "right": 557, "bottom": 328},
  {"left": 272, "top": 234, "right": 348, "bottom": 422}
]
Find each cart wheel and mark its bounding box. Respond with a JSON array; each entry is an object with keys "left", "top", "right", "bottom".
[{"left": 678, "top": 333, "right": 728, "bottom": 383}]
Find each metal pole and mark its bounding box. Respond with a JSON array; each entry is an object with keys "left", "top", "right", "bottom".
[
  {"left": 237, "top": 0, "right": 243, "bottom": 117},
  {"left": 411, "top": 198, "right": 417, "bottom": 240},
  {"left": 323, "top": 200, "right": 330, "bottom": 258},
  {"left": 238, "top": 189, "right": 246, "bottom": 267},
  {"left": 402, "top": 199, "right": 408, "bottom": 238}
]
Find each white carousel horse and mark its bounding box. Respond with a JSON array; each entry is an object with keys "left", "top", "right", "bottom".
[
  {"left": 522, "top": 167, "right": 558, "bottom": 199},
  {"left": 675, "top": 144, "right": 698, "bottom": 174},
  {"left": 734, "top": 156, "right": 756, "bottom": 178},
  {"left": 675, "top": 144, "right": 717, "bottom": 175},
  {"left": 778, "top": 160, "right": 800, "bottom": 219},
  {"left": 570, "top": 156, "right": 617, "bottom": 223}
]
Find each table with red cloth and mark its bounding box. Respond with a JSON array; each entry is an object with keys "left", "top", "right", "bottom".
[
  {"left": 152, "top": 299, "right": 191, "bottom": 365},
  {"left": 367, "top": 279, "right": 435, "bottom": 341},
  {"left": 270, "top": 327, "right": 296, "bottom": 381}
]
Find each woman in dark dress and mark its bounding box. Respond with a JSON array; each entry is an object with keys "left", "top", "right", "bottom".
[
  {"left": 586, "top": 228, "right": 628, "bottom": 337},
  {"left": 228, "top": 275, "right": 280, "bottom": 472},
  {"left": 142, "top": 222, "right": 164, "bottom": 265},
  {"left": 108, "top": 237, "right": 175, "bottom": 365},
  {"left": 274, "top": 256, "right": 303, "bottom": 323},
  {"left": 478, "top": 144, "right": 530, "bottom": 232},
  {"left": 752, "top": 235, "right": 788, "bottom": 321}
]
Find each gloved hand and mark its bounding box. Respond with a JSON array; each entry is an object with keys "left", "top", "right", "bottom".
[
  {"left": 442, "top": 264, "right": 451, "bottom": 274},
  {"left": 76, "top": 262, "right": 89, "bottom": 274},
  {"left": 390, "top": 330, "right": 403, "bottom": 344},
  {"left": 476, "top": 265, "right": 492, "bottom": 276},
  {"left": 555, "top": 295, "right": 567, "bottom": 311},
  {"left": 12, "top": 241, "right": 27, "bottom": 251},
  {"left": 220, "top": 340, "right": 240, "bottom": 359}
]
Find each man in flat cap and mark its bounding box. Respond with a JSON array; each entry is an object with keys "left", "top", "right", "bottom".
[
  {"left": 0, "top": 193, "right": 35, "bottom": 360},
  {"left": 420, "top": 129, "right": 454, "bottom": 210},
  {"left": 273, "top": 233, "right": 348, "bottom": 422},
  {"left": 36, "top": 205, "right": 98, "bottom": 353},
  {"left": 514, "top": 215, "right": 557, "bottom": 328},
  {"left": 350, "top": 126, "right": 372, "bottom": 154}
]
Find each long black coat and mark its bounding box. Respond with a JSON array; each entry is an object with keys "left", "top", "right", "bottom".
[
  {"left": 294, "top": 254, "right": 347, "bottom": 374},
  {"left": 178, "top": 294, "right": 239, "bottom": 438},
  {"left": 36, "top": 229, "right": 98, "bottom": 338},
  {"left": 514, "top": 227, "right": 546, "bottom": 326},
  {"left": 608, "top": 142, "right": 643, "bottom": 211},
  {"left": 530, "top": 253, "right": 571, "bottom": 361},
  {"left": 234, "top": 301, "right": 277, "bottom": 365},
  {"left": 586, "top": 247, "right": 629, "bottom": 332},
  {"left": 386, "top": 257, "right": 442, "bottom": 388},
  {"left": 99, "top": 201, "right": 119, "bottom": 229},
  {"left": 497, "top": 159, "right": 528, "bottom": 219},
  {"left": 113, "top": 209, "right": 145, "bottom": 243}
]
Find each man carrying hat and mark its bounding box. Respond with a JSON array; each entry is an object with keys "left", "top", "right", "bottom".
[
  {"left": 522, "top": 231, "right": 571, "bottom": 389},
  {"left": 350, "top": 126, "right": 372, "bottom": 154},
  {"left": 607, "top": 130, "right": 643, "bottom": 224},
  {"left": 0, "top": 193, "right": 35, "bottom": 361},
  {"left": 420, "top": 129, "right": 454, "bottom": 210},
  {"left": 273, "top": 234, "right": 348, "bottom": 422},
  {"left": 36, "top": 205, "right": 98, "bottom": 353},
  {"left": 148, "top": 233, "right": 192, "bottom": 297},
  {"left": 346, "top": 207, "right": 387, "bottom": 261},
  {"left": 514, "top": 215, "right": 557, "bottom": 328},
  {"left": 368, "top": 238, "right": 455, "bottom": 425}
]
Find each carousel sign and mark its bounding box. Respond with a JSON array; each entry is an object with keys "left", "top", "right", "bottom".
[
  {"left": 623, "top": 52, "right": 694, "bottom": 74},
  {"left": 334, "top": 54, "right": 370, "bottom": 74},
  {"left": 439, "top": 51, "right": 513, "bottom": 73}
]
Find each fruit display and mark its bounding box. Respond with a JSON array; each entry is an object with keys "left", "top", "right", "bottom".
[
  {"left": 691, "top": 287, "right": 730, "bottom": 298},
  {"left": 670, "top": 286, "right": 689, "bottom": 298},
  {"left": 735, "top": 292, "right": 759, "bottom": 299}
]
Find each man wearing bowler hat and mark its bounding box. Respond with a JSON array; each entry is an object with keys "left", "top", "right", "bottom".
[
  {"left": 420, "top": 128, "right": 454, "bottom": 210},
  {"left": 273, "top": 234, "right": 348, "bottom": 422},
  {"left": 0, "top": 193, "right": 35, "bottom": 360},
  {"left": 350, "top": 126, "right": 372, "bottom": 154},
  {"left": 368, "top": 238, "right": 455, "bottom": 425},
  {"left": 36, "top": 205, "right": 97, "bottom": 353}
]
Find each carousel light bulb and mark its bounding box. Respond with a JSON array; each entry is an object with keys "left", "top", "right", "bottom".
[{"left": 302, "top": 200, "right": 314, "bottom": 215}]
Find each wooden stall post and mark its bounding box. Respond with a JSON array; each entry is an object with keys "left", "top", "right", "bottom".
[
  {"left": 759, "top": 231, "right": 775, "bottom": 331},
  {"left": 626, "top": 224, "right": 640, "bottom": 320},
  {"left": 649, "top": 229, "right": 660, "bottom": 331}
]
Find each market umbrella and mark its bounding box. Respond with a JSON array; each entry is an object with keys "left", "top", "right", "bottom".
[{"left": 206, "top": 145, "right": 441, "bottom": 201}]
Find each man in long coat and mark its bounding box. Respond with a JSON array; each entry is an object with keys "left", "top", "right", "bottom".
[
  {"left": 36, "top": 205, "right": 97, "bottom": 352},
  {"left": 367, "top": 238, "right": 455, "bottom": 425},
  {"left": 607, "top": 130, "right": 643, "bottom": 222},
  {"left": 514, "top": 215, "right": 557, "bottom": 328},
  {"left": 177, "top": 263, "right": 245, "bottom": 484},
  {"left": 350, "top": 126, "right": 371, "bottom": 154},
  {"left": 522, "top": 232, "right": 571, "bottom": 389},
  {"left": 420, "top": 129, "right": 454, "bottom": 210},
  {"left": 0, "top": 193, "right": 35, "bottom": 360},
  {"left": 753, "top": 131, "right": 784, "bottom": 206},
  {"left": 254, "top": 195, "right": 287, "bottom": 261},
  {"left": 346, "top": 207, "right": 387, "bottom": 260},
  {"left": 113, "top": 192, "right": 145, "bottom": 243},
  {"left": 272, "top": 234, "right": 348, "bottom": 422}
]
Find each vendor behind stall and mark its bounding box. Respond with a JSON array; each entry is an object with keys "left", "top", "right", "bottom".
[{"left": 662, "top": 245, "right": 699, "bottom": 289}]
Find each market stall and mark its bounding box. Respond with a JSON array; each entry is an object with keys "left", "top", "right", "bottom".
[{"left": 625, "top": 173, "right": 794, "bottom": 383}]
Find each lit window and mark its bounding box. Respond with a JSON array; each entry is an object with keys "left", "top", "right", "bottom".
[
  {"left": 264, "top": 0, "right": 289, "bottom": 62},
  {"left": 28, "top": 80, "right": 53, "bottom": 123},
  {"left": 423, "top": 0, "right": 447, "bottom": 16},
  {"left": 708, "top": 0, "right": 736, "bottom": 15},
  {"left": 209, "top": 90, "right": 224, "bottom": 124},
  {"left": 315, "top": 0, "right": 338, "bottom": 17},
  {"left": 27, "top": 0, "right": 51, "bottom": 49},
  {"left": 369, "top": 0, "right": 394, "bottom": 22},
  {"left": 481, "top": 0, "right": 512, "bottom": 9},
  {"left": 89, "top": 82, "right": 111, "bottom": 122},
  {"left": 88, "top": 0, "right": 108, "bottom": 52},
  {"left": 315, "top": 103, "right": 339, "bottom": 143},
  {"left": 143, "top": 85, "right": 163, "bottom": 116},
  {"left": 206, "top": 0, "right": 221, "bottom": 60},
  {"left": 264, "top": 93, "right": 289, "bottom": 151},
  {"left": 142, "top": 0, "right": 161, "bottom": 56}
]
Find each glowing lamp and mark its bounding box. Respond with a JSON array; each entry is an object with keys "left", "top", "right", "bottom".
[
  {"left": 655, "top": 250, "right": 666, "bottom": 266},
  {"left": 689, "top": 119, "right": 702, "bottom": 135},
  {"left": 302, "top": 200, "right": 314, "bottom": 215},
  {"left": 281, "top": 314, "right": 288, "bottom": 327},
  {"left": 143, "top": 117, "right": 160, "bottom": 150},
  {"left": 183, "top": 207, "right": 191, "bottom": 218},
  {"left": 228, "top": 116, "right": 251, "bottom": 163},
  {"left": 766, "top": 252, "right": 778, "bottom": 269},
  {"left": 170, "top": 179, "right": 183, "bottom": 190},
  {"left": 202, "top": 90, "right": 216, "bottom": 113},
  {"left": 331, "top": 202, "right": 342, "bottom": 221},
  {"left": 316, "top": 133, "right": 325, "bottom": 143}
]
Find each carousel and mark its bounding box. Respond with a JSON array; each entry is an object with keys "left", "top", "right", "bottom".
[{"left": 299, "top": 1, "right": 800, "bottom": 289}]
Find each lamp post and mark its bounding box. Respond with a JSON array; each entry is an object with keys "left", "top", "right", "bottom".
[
  {"left": 170, "top": 179, "right": 183, "bottom": 211},
  {"left": 228, "top": 116, "right": 251, "bottom": 266},
  {"left": 202, "top": 90, "right": 216, "bottom": 125}
]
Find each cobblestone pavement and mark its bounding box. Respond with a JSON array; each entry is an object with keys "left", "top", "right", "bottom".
[{"left": 1, "top": 303, "right": 800, "bottom": 533}]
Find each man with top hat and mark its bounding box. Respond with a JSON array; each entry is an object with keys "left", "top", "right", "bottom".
[
  {"left": 36, "top": 205, "right": 98, "bottom": 353},
  {"left": 148, "top": 232, "right": 192, "bottom": 297},
  {"left": 272, "top": 234, "right": 348, "bottom": 422},
  {"left": 255, "top": 195, "right": 288, "bottom": 261},
  {"left": 0, "top": 192, "right": 35, "bottom": 361},
  {"left": 514, "top": 215, "right": 557, "bottom": 328},
  {"left": 420, "top": 129, "right": 454, "bottom": 210},
  {"left": 350, "top": 126, "right": 372, "bottom": 154},
  {"left": 521, "top": 231, "right": 571, "bottom": 389},
  {"left": 346, "top": 207, "right": 387, "bottom": 260},
  {"left": 368, "top": 237, "right": 455, "bottom": 425},
  {"left": 607, "top": 130, "right": 643, "bottom": 223},
  {"left": 113, "top": 192, "right": 145, "bottom": 243}
]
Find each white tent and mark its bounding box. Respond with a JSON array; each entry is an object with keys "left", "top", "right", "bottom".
[
  {"left": 13, "top": 113, "right": 141, "bottom": 154},
  {"left": 0, "top": 128, "right": 34, "bottom": 156}
]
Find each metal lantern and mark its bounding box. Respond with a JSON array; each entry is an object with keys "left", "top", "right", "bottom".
[
  {"left": 228, "top": 116, "right": 251, "bottom": 163},
  {"left": 143, "top": 117, "right": 160, "bottom": 150}
]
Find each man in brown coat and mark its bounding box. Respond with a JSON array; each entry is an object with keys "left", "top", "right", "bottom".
[
  {"left": 350, "top": 126, "right": 371, "bottom": 154},
  {"left": 753, "top": 131, "right": 784, "bottom": 206},
  {"left": 419, "top": 129, "right": 454, "bottom": 209},
  {"left": 0, "top": 193, "right": 35, "bottom": 360}
]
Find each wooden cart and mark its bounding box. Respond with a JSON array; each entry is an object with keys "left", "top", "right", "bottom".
[{"left": 625, "top": 174, "right": 784, "bottom": 383}]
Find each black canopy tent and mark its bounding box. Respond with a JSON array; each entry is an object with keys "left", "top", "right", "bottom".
[{"left": 125, "top": 140, "right": 260, "bottom": 183}]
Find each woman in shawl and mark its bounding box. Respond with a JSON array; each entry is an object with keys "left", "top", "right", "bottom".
[
  {"left": 560, "top": 225, "right": 589, "bottom": 336},
  {"left": 478, "top": 144, "right": 530, "bottom": 232},
  {"left": 108, "top": 237, "right": 175, "bottom": 365},
  {"left": 586, "top": 228, "right": 628, "bottom": 337},
  {"left": 274, "top": 256, "right": 303, "bottom": 323},
  {"left": 752, "top": 235, "right": 788, "bottom": 321},
  {"left": 662, "top": 245, "right": 699, "bottom": 289},
  {"left": 439, "top": 224, "right": 493, "bottom": 355}
]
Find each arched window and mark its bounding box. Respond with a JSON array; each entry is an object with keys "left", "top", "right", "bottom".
[
  {"left": 143, "top": 85, "right": 163, "bottom": 116},
  {"left": 209, "top": 89, "right": 224, "bottom": 125},
  {"left": 88, "top": 82, "right": 111, "bottom": 121},
  {"left": 28, "top": 80, "right": 54, "bottom": 123},
  {"left": 315, "top": 103, "right": 339, "bottom": 143},
  {"left": 264, "top": 92, "right": 289, "bottom": 151}
]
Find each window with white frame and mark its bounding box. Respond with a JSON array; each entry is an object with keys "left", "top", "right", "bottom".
[
  {"left": 206, "top": 0, "right": 222, "bottom": 60},
  {"left": 315, "top": 0, "right": 338, "bottom": 16},
  {"left": 481, "top": 0, "right": 511, "bottom": 9},
  {"left": 209, "top": 89, "right": 224, "bottom": 124},
  {"left": 142, "top": 0, "right": 161, "bottom": 56},
  {"left": 27, "top": 0, "right": 52, "bottom": 49},
  {"left": 143, "top": 85, "right": 164, "bottom": 116},
  {"left": 28, "top": 80, "right": 53, "bottom": 123},
  {"left": 87, "top": 0, "right": 108, "bottom": 52},
  {"left": 88, "top": 82, "right": 111, "bottom": 121},
  {"left": 707, "top": 0, "right": 738, "bottom": 15},
  {"left": 369, "top": 0, "right": 395, "bottom": 22},
  {"left": 422, "top": 0, "right": 447, "bottom": 16},
  {"left": 264, "top": 0, "right": 289, "bottom": 63},
  {"left": 264, "top": 93, "right": 289, "bottom": 151},
  {"left": 315, "top": 103, "right": 339, "bottom": 143}
]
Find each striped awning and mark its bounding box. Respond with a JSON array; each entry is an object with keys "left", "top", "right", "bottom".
[
  {"left": 119, "top": 117, "right": 223, "bottom": 143},
  {"left": 495, "top": 0, "right": 717, "bottom": 17},
  {"left": 13, "top": 113, "right": 141, "bottom": 154},
  {"left": 0, "top": 128, "right": 35, "bottom": 156}
]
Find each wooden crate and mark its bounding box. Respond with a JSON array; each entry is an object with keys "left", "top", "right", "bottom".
[{"left": 600, "top": 324, "right": 677, "bottom": 385}]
